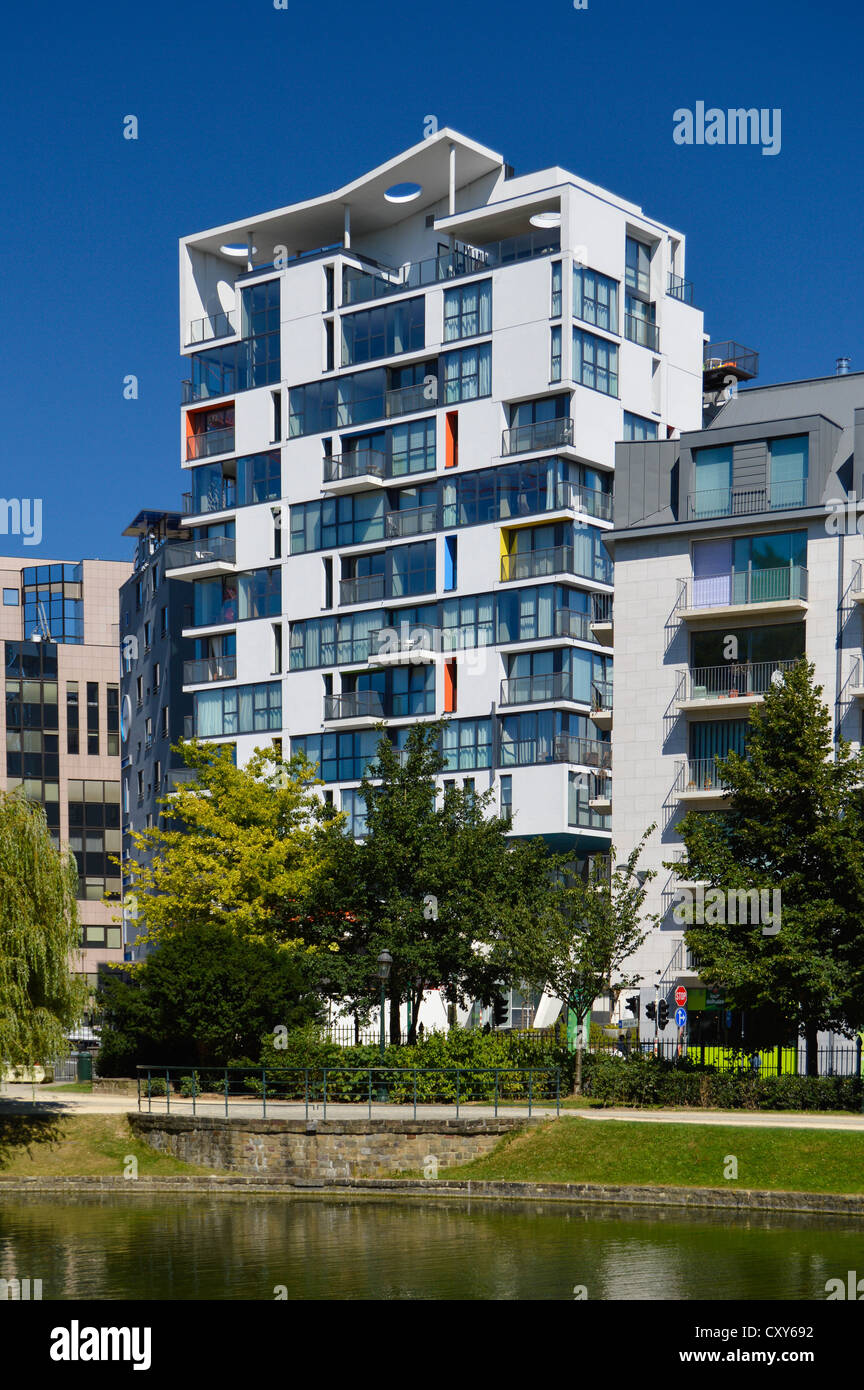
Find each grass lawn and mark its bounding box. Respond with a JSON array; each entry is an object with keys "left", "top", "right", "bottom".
[
  {"left": 447, "top": 1117, "right": 864, "bottom": 1194},
  {"left": 0, "top": 1114, "right": 214, "bottom": 1178},
  {"left": 40, "top": 1082, "right": 93, "bottom": 1094}
]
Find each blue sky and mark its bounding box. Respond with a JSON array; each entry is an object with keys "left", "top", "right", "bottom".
[{"left": 1, "top": 0, "right": 861, "bottom": 560}]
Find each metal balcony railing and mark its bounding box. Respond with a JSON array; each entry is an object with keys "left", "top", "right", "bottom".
[
  {"left": 183, "top": 655, "right": 237, "bottom": 685},
  {"left": 624, "top": 313, "right": 660, "bottom": 351},
  {"left": 501, "top": 417, "right": 574, "bottom": 456},
  {"left": 385, "top": 504, "right": 437, "bottom": 538},
  {"left": 678, "top": 759, "right": 727, "bottom": 793},
  {"left": 667, "top": 273, "right": 694, "bottom": 304},
  {"left": 186, "top": 427, "right": 235, "bottom": 461},
  {"left": 339, "top": 574, "right": 386, "bottom": 606},
  {"left": 186, "top": 310, "right": 238, "bottom": 345},
  {"left": 324, "top": 451, "right": 386, "bottom": 483},
  {"left": 702, "top": 342, "right": 759, "bottom": 380},
  {"left": 677, "top": 565, "right": 808, "bottom": 611},
  {"left": 499, "top": 672, "right": 574, "bottom": 706},
  {"left": 162, "top": 537, "right": 236, "bottom": 571},
  {"left": 591, "top": 679, "right": 613, "bottom": 711},
  {"left": 688, "top": 480, "right": 806, "bottom": 519},
  {"left": 553, "top": 608, "right": 592, "bottom": 642},
  {"left": 591, "top": 592, "right": 613, "bottom": 625},
  {"left": 323, "top": 691, "right": 385, "bottom": 721},
  {"left": 683, "top": 659, "right": 798, "bottom": 702}
]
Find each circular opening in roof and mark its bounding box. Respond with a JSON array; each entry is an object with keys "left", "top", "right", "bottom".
[
  {"left": 530, "top": 211, "right": 561, "bottom": 229},
  {"left": 384, "top": 182, "right": 423, "bottom": 204},
  {"left": 220, "top": 243, "right": 257, "bottom": 258}
]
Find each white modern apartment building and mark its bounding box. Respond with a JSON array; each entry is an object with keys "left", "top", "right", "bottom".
[
  {"left": 608, "top": 364, "right": 864, "bottom": 1048},
  {"left": 167, "top": 129, "right": 704, "bottom": 1023}
]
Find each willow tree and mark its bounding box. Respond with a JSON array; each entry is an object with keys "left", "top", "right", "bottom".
[{"left": 0, "top": 791, "right": 87, "bottom": 1069}]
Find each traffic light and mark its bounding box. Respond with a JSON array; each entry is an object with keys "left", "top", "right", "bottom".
[
  {"left": 658, "top": 998, "right": 669, "bottom": 1029},
  {"left": 493, "top": 995, "right": 508, "bottom": 1027},
  {"left": 645, "top": 1000, "right": 656, "bottom": 1022},
  {"left": 626, "top": 995, "right": 640, "bottom": 1018}
]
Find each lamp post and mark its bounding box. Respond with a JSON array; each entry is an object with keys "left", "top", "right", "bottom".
[{"left": 376, "top": 951, "right": 392, "bottom": 1102}]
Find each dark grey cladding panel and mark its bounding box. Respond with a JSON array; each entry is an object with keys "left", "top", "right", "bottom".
[
  {"left": 613, "top": 440, "right": 679, "bottom": 529},
  {"left": 854, "top": 407, "right": 864, "bottom": 493},
  {"left": 732, "top": 439, "right": 767, "bottom": 490}
]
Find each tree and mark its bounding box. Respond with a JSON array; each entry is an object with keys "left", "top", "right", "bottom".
[
  {"left": 674, "top": 660, "right": 864, "bottom": 1075},
  {"left": 302, "top": 723, "right": 549, "bottom": 1043},
  {"left": 0, "top": 791, "right": 88, "bottom": 1069},
  {"left": 96, "top": 921, "right": 322, "bottom": 1074},
  {"left": 123, "top": 741, "right": 339, "bottom": 948},
  {"left": 500, "top": 829, "right": 657, "bottom": 1093}
]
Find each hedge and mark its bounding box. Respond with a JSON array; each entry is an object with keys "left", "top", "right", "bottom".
[{"left": 581, "top": 1055, "right": 864, "bottom": 1112}]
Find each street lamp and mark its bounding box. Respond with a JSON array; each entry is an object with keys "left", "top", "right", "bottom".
[{"left": 376, "top": 951, "right": 392, "bottom": 1104}]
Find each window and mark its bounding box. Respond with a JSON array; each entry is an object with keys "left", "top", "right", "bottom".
[
  {"left": 160, "top": 606, "right": 168, "bottom": 636},
  {"left": 152, "top": 663, "right": 160, "bottom": 693},
  {"left": 550, "top": 325, "right": 562, "bottom": 381},
  {"left": 106, "top": 684, "right": 119, "bottom": 756},
  {"left": 145, "top": 717, "right": 153, "bottom": 749},
  {"left": 341, "top": 297, "right": 425, "bottom": 365},
  {"left": 624, "top": 293, "right": 657, "bottom": 349},
  {"left": 572, "top": 329, "right": 618, "bottom": 397},
  {"left": 144, "top": 621, "right": 151, "bottom": 651},
  {"left": 193, "top": 681, "right": 282, "bottom": 739},
  {"left": 153, "top": 760, "right": 161, "bottom": 788},
  {"left": 625, "top": 236, "right": 651, "bottom": 295},
  {"left": 272, "top": 507, "right": 282, "bottom": 559},
  {"left": 623, "top": 411, "right": 658, "bottom": 441},
  {"left": 551, "top": 262, "right": 562, "bottom": 318},
  {"left": 22, "top": 564, "right": 83, "bottom": 645},
  {"left": 3, "top": 588, "right": 18, "bottom": 605},
  {"left": 272, "top": 388, "right": 282, "bottom": 442},
  {"left": 443, "top": 280, "right": 492, "bottom": 341},
  {"left": 500, "top": 774, "right": 513, "bottom": 818},
  {"left": 769, "top": 435, "right": 808, "bottom": 509},
  {"left": 136, "top": 676, "right": 143, "bottom": 706},
  {"left": 444, "top": 536, "right": 458, "bottom": 591},
  {"left": 137, "top": 771, "right": 144, "bottom": 800},
  {"left": 341, "top": 787, "right": 368, "bottom": 838},
  {"left": 193, "top": 568, "right": 281, "bottom": 624},
  {"left": 441, "top": 718, "right": 492, "bottom": 771},
  {"left": 573, "top": 267, "right": 619, "bottom": 333},
  {"left": 272, "top": 622, "right": 283, "bottom": 674},
  {"left": 161, "top": 707, "right": 169, "bottom": 738},
  {"left": 66, "top": 682, "right": 79, "bottom": 755},
  {"left": 692, "top": 445, "right": 733, "bottom": 517},
  {"left": 86, "top": 682, "right": 99, "bottom": 756},
  {"left": 390, "top": 540, "right": 436, "bottom": 598},
  {"left": 67, "top": 778, "right": 121, "bottom": 901},
  {"left": 441, "top": 344, "right": 492, "bottom": 403}
]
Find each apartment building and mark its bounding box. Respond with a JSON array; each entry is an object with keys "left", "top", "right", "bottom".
[
  {"left": 167, "top": 128, "right": 704, "bottom": 1022},
  {"left": 118, "top": 510, "right": 195, "bottom": 959},
  {"left": 0, "top": 556, "right": 130, "bottom": 995},
  {"left": 608, "top": 363, "right": 864, "bottom": 1043}
]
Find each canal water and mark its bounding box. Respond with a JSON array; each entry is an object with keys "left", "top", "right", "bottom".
[{"left": 0, "top": 1193, "right": 862, "bottom": 1300}]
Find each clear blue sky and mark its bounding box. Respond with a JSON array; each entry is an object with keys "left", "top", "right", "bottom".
[{"left": 1, "top": 0, "right": 861, "bottom": 561}]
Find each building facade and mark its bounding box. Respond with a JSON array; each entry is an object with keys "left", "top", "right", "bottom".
[
  {"left": 0, "top": 556, "right": 130, "bottom": 995},
  {"left": 172, "top": 131, "right": 703, "bottom": 985},
  {"left": 608, "top": 366, "right": 864, "bottom": 1046}
]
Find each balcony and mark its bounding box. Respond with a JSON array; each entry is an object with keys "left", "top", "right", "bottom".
[
  {"left": 624, "top": 313, "right": 660, "bottom": 352},
  {"left": 163, "top": 537, "right": 236, "bottom": 580},
  {"left": 677, "top": 758, "right": 729, "bottom": 805},
  {"left": 588, "top": 776, "right": 612, "bottom": 815},
  {"left": 323, "top": 691, "right": 385, "bottom": 727},
  {"left": 385, "top": 504, "right": 437, "bottom": 539},
  {"left": 184, "top": 484, "right": 238, "bottom": 517},
  {"left": 385, "top": 383, "right": 431, "bottom": 418},
  {"left": 501, "top": 417, "right": 574, "bottom": 456},
  {"left": 186, "top": 428, "right": 235, "bottom": 462},
  {"left": 553, "top": 608, "right": 593, "bottom": 642},
  {"left": 565, "top": 482, "right": 613, "bottom": 522},
  {"left": 677, "top": 659, "right": 798, "bottom": 713},
  {"left": 186, "top": 310, "right": 238, "bottom": 346},
  {"left": 499, "top": 671, "right": 577, "bottom": 707},
  {"left": 687, "top": 480, "right": 806, "bottom": 520},
  {"left": 677, "top": 566, "right": 808, "bottom": 622},
  {"left": 589, "top": 592, "right": 613, "bottom": 646},
  {"left": 182, "top": 655, "right": 237, "bottom": 686},
  {"left": 340, "top": 235, "right": 557, "bottom": 307},
  {"left": 367, "top": 624, "right": 442, "bottom": 667},
  {"left": 553, "top": 734, "right": 612, "bottom": 771},
  {"left": 667, "top": 273, "right": 694, "bottom": 305},
  {"left": 501, "top": 545, "right": 577, "bottom": 583},
  {"left": 339, "top": 573, "right": 386, "bottom": 606},
  {"left": 590, "top": 679, "right": 613, "bottom": 730},
  {"left": 703, "top": 342, "right": 759, "bottom": 388},
  {"left": 323, "top": 451, "right": 387, "bottom": 493}
]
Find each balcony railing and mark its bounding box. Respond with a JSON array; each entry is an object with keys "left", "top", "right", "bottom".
[
  {"left": 564, "top": 482, "right": 612, "bottom": 521},
  {"left": 502, "top": 418, "right": 574, "bottom": 456},
  {"left": 342, "top": 248, "right": 492, "bottom": 305},
  {"left": 186, "top": 428, "right": 235, "bottom": 461},
  {"left": 186, "top": 310, "right": 238, "bottom": 345},
  {"left": 368, "top": 624, "right": 444, "bottom": 660},
  {"left": 553, "top": 608, "right": 593, "bottom": 642},
  {"left": 186, "top": 484, "right": 238, "bottom": 515},
  {"left": 591, "top": 592, "right": 613, "bottom": 625},
  {"left": 688, "top": 480, "right": 806, "bottom": 519},
  {"left": 667, "top": 273, "right": 694, "bottom": 304},
  {"left": 339, "top": 574, "right": 386, "bottom": 606},
  {"left": 677, "top": 565, "right": 808, "bottom": 612},
  {"left": 703, "top": 342, "right": 759, "bottom": 381},
  {"left": 499, "top": 672, "right": 575, "bottom": 706},
  {"left": 683, "top": 659, "right": 798, "bottom": 702},
  {"left": 162, "top": 537, "right": 236, "bottom": 571},
  {"left": 385, "top": 383, "right": 432, "bottom": 417},
  {"left": 501, "top": 546, "right": 613, "bottom": 584},
  {"left": 183, "top": 655, "right": 237, "bottom": 685},
  {"left": 553, "top": 735, "right": 612, "bottom": 770},
  {"left": 385, "top": 504, "right": 437, "bottom": 539},
  {"left": 324, "top": 451, "right": 386, "bottom": 484},
  {"left": 591, "top": 679, "right": 613, "bottom": 711},
  {"left": 323, "top": 691, "right": 385, "bottom": 721},
  {"left": 624, "top": 313, "right": 660, "bottom": 351},
  {"left": 678, "top": 759, "right": 727, "bottom": 793}
]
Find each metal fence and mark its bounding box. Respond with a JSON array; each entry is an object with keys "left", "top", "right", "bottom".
[
  {"left": 47, "top": 1055, "right": 78, "bottom": 1083},
  {"left": 589, "top": 1038, "right": 863, "bottom": 1077},
  {"left": 136, "top": 1065, "right": 561, "bottom": 1119}
]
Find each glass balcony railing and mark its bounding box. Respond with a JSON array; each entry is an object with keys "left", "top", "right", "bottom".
[
  {"left": 186, "top": 310, "right": 238, "bottom": 345},
  {"left": 683, "top": 658, "right": 798, "bottom": 702},
  {"left": 323, "top": 691, "right": 385, "bottom": 721},
  {"left": 499, "top": 672, "right": 575, "bottom": 706},
  {"left": 385, "top": 382, "right": 432, "bottom": 417},
  {"left": 368, "top": 624, "right": 444, "bottom": 660},
  {"left": 341, "top": 235, "right": 558, "bottom": 306},
  {"left": 324, "top": 451, "right": 387, "bottom": 484},
  {"left": 502, "top": 418, "right": 574, "bottom": 456},
  {"left": 162, "top": 537, "right": 236, "bottom": 571},
  {"left": 339, "top": 574, "right": 386, "bottom": 606},
  {"left": 553, "top": 734, "right": 612, "bottom": 770},
  {"left": 182, "top": 655, "right": 237, "bottom": 685},
  {"left": 688, "top": 480, "right": 806, "bottom": 519},
  {"left": 624, "top": 313, "right": 660, "bottom": 351},
  {"left": 186, "top": 428, "right": 235, "bottom": 461},
  {"left": 591, "top": 679, "right": 613, "bottom": 711},
  {"left": 553, "top": 608, "right": 593, "bottom": 642},
  {"left": 501, "top": 545, "right": 611, "bottom": 584},
  {"left": 385, "top": 505, "right": 437, "bottom": 539},
  {"left": 678, "top": 566, "right": 808, "bottom": 611},
  {"left": 187, "top": 483, "right": 238, "bottom": 515}
]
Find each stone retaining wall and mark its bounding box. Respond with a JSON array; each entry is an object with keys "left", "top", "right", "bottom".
[{"left": 128, "top": 1115, "right": 533, "bottom": 1180}]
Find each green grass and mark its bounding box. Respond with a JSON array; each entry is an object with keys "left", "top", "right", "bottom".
[
  {"left": 0, "top": 1114, "right": 215, "bottom": 1178},
  {"left": 446, "top": 1117, "right": 864, "bottom": 1194},
  {"left": 41, "top": 1082, "right": 93, "bottom": 1094}
]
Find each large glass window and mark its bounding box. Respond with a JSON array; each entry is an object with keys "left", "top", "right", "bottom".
[
  {"left": 391, "top": 540, "right": 436, "bottom": 598},
  {"left": 572, "top": 329, "right": 618, "bottom": 397},
  {"left": 623, "top": 411, "right": 658, "bottom": 441},
  {"left": 193, "top": 568, "right": 281, "bottom": 625},
  {"left": 289, "top": 368, "right": 387, "bottom": 437},
  {"left": 190, "top": 283, "right": 280, "bottom": 400},
  {"left": 194, "top": 681, "right": 282, "bottom": 738},
  {"left": 625, "top": 237, "right": 651, "bottom": 295},
  {"left": 692, "top": 445, "right": 733, "bottom": 518},
  {"left": 443, "top": 280, "right": 492, "bottom": 341},
  {"left": 441, "top": 344, "right": 492, "bottom": 403},
  {"left": 290, "top": 494, "right": 385, "bottom": 553},
  {"left": 573, "top": 267, "right": 619, "bottom": 333},
  {"left": 769, "top": 435, "right": 808, "bottom": 509},
  {"left": 341, "top": 297, "right": 425, "bottom": 365},
  {"left": 22, "top": 565, "right": 83, "bottom": 645},
  {"left": 290, "top": 610, "right": 381, "bottom": 669},
  {"left": 442, "top": 718, "right": 492, "bottom": 771},
  {"left": 441, "top": 593, "right": 495, "bottom": 650}
]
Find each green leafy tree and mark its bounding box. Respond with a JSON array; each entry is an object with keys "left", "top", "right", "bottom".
[
  {"left": 675, "top": 660, "right": 864, "bottom": 1074},
  {"left": 499, "top": 829, "right": 657, "bottom": 1093},
  {"left": 96, "top": 921, "right": 322, "bottom": 1073},
  {"left": 302, "top": 723, "right": 550, "bottom": 1043},
  {"left": 0, "top": 791, "right": 88, "bottom": 1069},
  {"left": 123, "top": 741, "right": 340, "bottom": 948}
]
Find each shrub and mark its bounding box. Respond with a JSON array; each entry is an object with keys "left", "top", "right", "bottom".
[{"left": 580, "top": 1054, "right": 864, "bottom": 1111}]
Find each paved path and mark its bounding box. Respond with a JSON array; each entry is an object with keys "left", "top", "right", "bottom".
[{"left": 2, "top": 1085, "right": 864, "bottom": 1131}]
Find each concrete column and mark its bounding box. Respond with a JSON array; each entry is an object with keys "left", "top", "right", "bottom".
[
  {"left": 448, "top": 144, "right": 456, "bottom": 215},
  {"left": 343, "top": 204, "right": 351, "bottom": 250}
]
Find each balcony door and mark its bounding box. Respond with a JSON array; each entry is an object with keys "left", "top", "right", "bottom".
[{"left": 692, "top": 539, "right": 732, "bottom": 607}]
